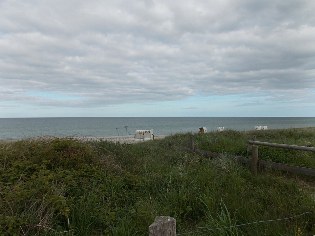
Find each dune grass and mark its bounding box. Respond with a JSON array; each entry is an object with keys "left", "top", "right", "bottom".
[
  {"left": 194, "top": 128, "right": 315, "bottom": 168},
  {"left": 0, "top": 128, "right": 314, "bottom": 235}
]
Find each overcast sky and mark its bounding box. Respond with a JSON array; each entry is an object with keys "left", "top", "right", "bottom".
[{"left": 1, "top": 0, "right": 315, "bottom": 117}]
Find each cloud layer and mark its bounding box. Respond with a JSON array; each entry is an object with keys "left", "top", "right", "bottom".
[{"left": 0, "top": 0, "right": 315, "bottom": 112}]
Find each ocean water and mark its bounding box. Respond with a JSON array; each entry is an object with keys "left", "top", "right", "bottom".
[{"left": 0, "top": 117, "right": 315, "bottom": 140}]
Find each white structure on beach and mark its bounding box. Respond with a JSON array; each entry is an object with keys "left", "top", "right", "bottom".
[
  {"left": 217, "top": 127, "right": 225, "bottom": 132},
  {"left": 255, "top": 125, "right": 268, "bottom": 130},
  {"left": 134, "top": 130, "right": 154, "bottom": 140},
  {"left": 199, "top": 127, "right": 207, "bottom": 134}
]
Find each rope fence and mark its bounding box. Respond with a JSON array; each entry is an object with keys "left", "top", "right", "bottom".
[{"left": 180, "top": 211, "right": 312, "bottom": 235}]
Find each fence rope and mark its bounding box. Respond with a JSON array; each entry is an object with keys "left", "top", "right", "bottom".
[{"left": 178, "top": 211, "right": 312, "bottom": 235}]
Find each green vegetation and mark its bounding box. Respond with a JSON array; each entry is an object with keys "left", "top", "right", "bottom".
[
  {"left": 0, "top": 128, "right": 314, "bottom": 235},
  {"left": 194, "top": 127, "right": 315, "bottom": 168}
]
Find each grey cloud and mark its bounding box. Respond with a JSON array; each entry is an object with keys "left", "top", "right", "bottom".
[{"left": 0, "top": 0, "right": 315, "bottom": 109}]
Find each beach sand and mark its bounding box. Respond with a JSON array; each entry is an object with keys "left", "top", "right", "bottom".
[
  {"left": 0, "top": 135, "right": 167, "bottom": 144},
  {"left": 73, "top": 135, "right": 166, "bottom": 144}
]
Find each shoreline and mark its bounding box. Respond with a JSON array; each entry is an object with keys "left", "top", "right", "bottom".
[
  {"left": 0, "top": 135, "right": 167, "bottom": 144},
  {"left": 1, "top": 127, "right": 315, "bottom": 144},
  {"left": 73, "top": 135, "right": 167, "bottom": 143}
]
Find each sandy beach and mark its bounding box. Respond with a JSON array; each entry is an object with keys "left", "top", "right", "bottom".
[
  {"left": 73, "top": 135, "right": 167, "bottom": 144},
  {"left": 0, "top": 135, "right": 167, "bottom": 144},
  {"left": 0, "top": 135, "right": 166, "bottom": 144}
]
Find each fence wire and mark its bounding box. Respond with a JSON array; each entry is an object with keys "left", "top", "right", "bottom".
[{"left": 178, "top": 211, "right": 312, "bottom": 235}]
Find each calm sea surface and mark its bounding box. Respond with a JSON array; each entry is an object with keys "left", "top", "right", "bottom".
[{"left": 0, "top": 117, "right": 315, "bottom": 140}]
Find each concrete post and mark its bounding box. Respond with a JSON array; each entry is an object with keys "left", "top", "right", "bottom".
[{"left": 149, "top": 216, "right": 176, "bottom": 236}]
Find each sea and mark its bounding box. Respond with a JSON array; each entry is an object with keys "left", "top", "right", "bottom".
[{"left": 0, "top": 117, "right": 315, "bottom": 140}]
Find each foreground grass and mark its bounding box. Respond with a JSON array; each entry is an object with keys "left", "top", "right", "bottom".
[{"left": 0, "top": 128, "right": 314, "bottom": 235}]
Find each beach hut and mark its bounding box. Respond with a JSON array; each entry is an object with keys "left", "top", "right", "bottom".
[
  {"left": 217, "top": 127, "right": 225, "bottom": 132},
  {"left": 199, "top": 127, "right": 207, "bottom": 134},
  {"left": 134, "top": 130, "right": 154, "bottom": 140},
  {"left": 255, "top": 125, "right": 268, "bottom": 130}
]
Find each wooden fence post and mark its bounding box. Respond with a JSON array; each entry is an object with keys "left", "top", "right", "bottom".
[
  {"left": 149, "top": 216, "right": 176, "bottom": 236},
  {"left": 189, "top": 134, "right": 195, "bottom": 151},
  {"left": 250, "top": 145, "right": 258, "bottom": 175}
]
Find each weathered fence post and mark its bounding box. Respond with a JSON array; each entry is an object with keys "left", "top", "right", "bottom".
[
  {"left": 189, "top": 134, "right": 195, "bottom": 151},
  {"left": 250, "top": 145, "right": 258, "bottom": 175},
  {"left": 149, "top": 216, "right": 176, "bottom": 236}
]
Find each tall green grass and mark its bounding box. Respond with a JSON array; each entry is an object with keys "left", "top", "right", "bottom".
[
  {"left": 194, "top": 128, "right": 315, "bottom": 168},
  {"left": 0, "top": 129, "right": 314, "bottom": 235}
]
